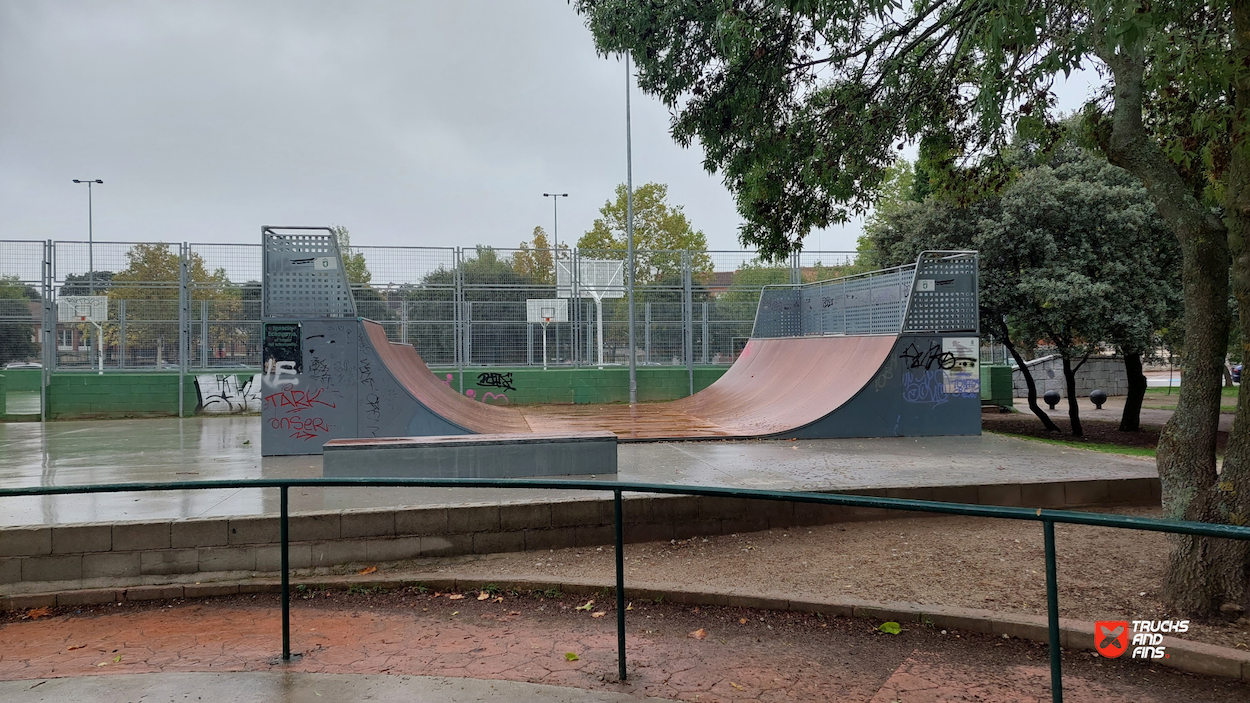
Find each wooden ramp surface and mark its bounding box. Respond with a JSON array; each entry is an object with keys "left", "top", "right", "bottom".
[{"left": 364, "top": 320, "right": 896, "bottom": 440}]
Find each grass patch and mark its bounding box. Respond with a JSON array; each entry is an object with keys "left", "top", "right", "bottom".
[
  {"left": 985, "top": 430, "right": 1156, "bottom": 457},
  {"left": 1145, "top": 386, "right": 1239, "bottom": 398}
]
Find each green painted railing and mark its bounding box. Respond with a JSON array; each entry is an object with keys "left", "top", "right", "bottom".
[{"left": 4, "top": 477, "right": 1249, "bottom": 703}]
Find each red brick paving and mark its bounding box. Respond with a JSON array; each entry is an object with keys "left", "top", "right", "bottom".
[{"left": 0, "top": 593, "right": 1245, "bottom": 702}]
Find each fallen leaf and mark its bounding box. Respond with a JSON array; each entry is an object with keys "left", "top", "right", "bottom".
[
  {"left": 494, "top": 596, "right": 504, "bottom": 603},
  {"left": 878, "top": 621, "right": 902, "bottom": 635},
  {"left": 625, "top": 602, "right": 633, "bottom": 611},
  {"left": 739, "top": 618, "right": 748, "bottom": 624},
  {"left": 689, "top": 628, "right": 707, "bottom": 640},
  {"left": 357, "top": 566, "right": 378, "bottom": 575},
  {"left": 447, "top": 594, "right": 465, "bottom": 600},
  {"left": 730, "top": 682, "right": 746, "bottom": 691},
  {"left": 96, "top": 662, "right": 107, "bottom": 667},
  {"left": 564, "top": 652, "right": 579, "bottom": 661},
  {"left": 66, "top": 644, "right": 86, "bottom": 651},
  {"left": 575, "top": 600, "right": 594, "bottom": 611},
  {"left": 508, "top": 611, "right": 520, "bottom": 616},
  {"left": 477, "top": 592, "right": 491, "bottom": 600},
  {"left": 25, "top": 607, "right": 51, "bottom": 620},
  {"left": 591, "top": 612, "right": 606, "bottom": 618},
  {"left": 113, "top": 655, "right": 121, "bottom": 663},
  {"left": 451, "top": 611, "right": 459, "bottom": 616}
]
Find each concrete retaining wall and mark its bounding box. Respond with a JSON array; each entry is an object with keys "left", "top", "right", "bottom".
[
  {"left": 1012, "top": 356, "right": 1128, "bottom": 397},
  {"left": 0, "top": 478, "right": 1160, "bottom": 597}
]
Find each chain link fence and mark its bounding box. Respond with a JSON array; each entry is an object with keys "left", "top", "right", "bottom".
[{"left": 1, "top": 240, "right": 859, "bottom": 388}]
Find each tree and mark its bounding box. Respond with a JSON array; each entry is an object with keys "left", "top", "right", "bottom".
[
  {"left": 0, "top": 275, "right": 40, "bottom": 366},
  {"left": 513, "top": 226, "right": 564, "bottom": 286},
  {"left": 578, "top": 182, "right": 713, "bottom": 285},
  {"left": 575, "top": 0, "right": 1248, "bottom": 616},
  {"left": 331, "top": 226, "right": 372, "bottom": 286}
]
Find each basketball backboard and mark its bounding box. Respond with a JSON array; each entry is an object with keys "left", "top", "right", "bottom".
[
  {"left": 526, "top": 298, "right": 568, "bottom": 324},
  {"left": 556, "top": 259, "right": 625, "bottom": 299},
  {"left": 57, "top": 295, "right": 108, "bottom": 323}
]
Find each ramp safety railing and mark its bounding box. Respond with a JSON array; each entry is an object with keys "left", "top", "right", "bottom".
[{"left": 2, "top": 477, "right": 1247, "bottom": 702}]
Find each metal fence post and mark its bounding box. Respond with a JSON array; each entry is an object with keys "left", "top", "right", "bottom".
[
  {"left": 178, "top": 244, "right": 188, "bottom": 417},
  {"left": 644, "top": 302, "right": 651, "bottom": 364},
  {"left": 201, "top": 299, "right": 209, "bottom": 368},
  {"left": 684, "top": 251, "right": 693, "bottom": 396},
  {"left": 118, "top": 299, "right": 126, "bottom": 369},
  {"left": 455, "top": 248, "right": 464, "bottom": 394},
  {"left": 280, "top": 484, "right": 291, "bottom": 660},
  {"left": 614, "top": 489, "right": 627, "bottom": 681},
  {"left": 701, "top": 302, "right": 708, "bottom": 365},
  {"left": 41, "top": 240, "right": 53, "bottom": 421},
  {"left": 1044, "top": 520, "right": 1063, "bottom": 703}
]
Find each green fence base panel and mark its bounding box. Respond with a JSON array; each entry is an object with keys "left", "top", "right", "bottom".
[{"left": 38, "top": 367, "right": 729, "bottom": 420}]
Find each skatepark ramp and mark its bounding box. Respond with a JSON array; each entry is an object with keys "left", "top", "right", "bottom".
[{"left": 258, "top": 226, "right": 980, "bottom": 456}]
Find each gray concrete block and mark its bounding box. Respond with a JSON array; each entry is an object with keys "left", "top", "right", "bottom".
[
  {"left": 448, "top": 505, "right": 500, "bottom": 533},
  {"left": 395, "top": 507, "right": 447, "bottom": 536},
  {"left": 140, "top": 549, "right": 198, "bottom": 576},
  {"left": 0, "top": 558, "right": 21, "bottom": 584},
  {"left": 625, "top": 521, "right": 674, "bottom": 544},
  {"left": 698, "top": 496, "right": 753, "bottom": 521},
  {"left": 472, "top": 531, "right": 526, "bottom": 555},
  {"left": 1021, "top": 482, "right": 1067, "bottom": 508},
  {"left": 197, "top": 546, "right": 256, "bottom": 573},
  {"left": 171, "top": 519, "right": 228, "bottom": 548},
  {"left": 1110, "top": 478, "right": 1158, "bottom": 505},
  {"left": 647, "top": 496, "right": 699, "bottom": 523},
  {"left": 310, "top": 540, "right": 367, "bottom": 568},
  {"left": 52, "top": 524, "right": 111, "bottom": 554},
  {"left": 499, "top": 502, "right": 551, "bottom": 531},
  {"left": 1065, "top": 480, "right": 1110, "bottom": 506},
  {"left": 621, "top": 496, "right": 651, "bottom": 524},
  {"left": 929, "top": 485, "right": 980, "bottom": 505},
  {"left": 290, "top": 513, "right": 341, "bottom": 541},
  {"left": 125, "top": 586, "right": 185, "bottom": 602},
  {"left": 183, "top": 583, "right": 239, "bottom": 598},
  {"left": 256, "top": 544, "right": 312, "bottom": 571},
  {"left": 550, "top": 499, "right": 613, "bottom": 528},
  {"left": 82, "top": 552, "right": 141, "bottom": 579},
  {"left": 363, "top": 536, "right": 424, "bottom": 563},
  {"left": 58, "top": 590, "right": 118, "bottom": 607},
  {"left": 323, "top": 431, "right": 618, "bottom": 478},
  {"left": 113, "top": 522, "right": 171, "bottom": 551},
  {"left": 341, "top": 510, "right": 395, "bottom": 538},
  {"left": 0, "top": 527, "right": 51, "bottom": 557},
  {"left": 228, "top": 516, "right": 279, "bottom": 545},
  {"left": 978, "top": 483, "right": 1023, "bottom": 507},
  {"left": 23, "top": 555, "right": 82, "bottom": 582},
  {"left": 414, "top": 533, "right": 471, "bottom": 557},
  {"left": 524, "top": 528, "right": 578, "bottom": 552}
]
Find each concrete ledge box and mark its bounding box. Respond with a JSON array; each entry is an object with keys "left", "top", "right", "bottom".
[{"left": 322, "top": 431, "right": 618, "bottom": 479}]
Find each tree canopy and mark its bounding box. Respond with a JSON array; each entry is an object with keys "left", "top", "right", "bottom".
[
  {"left": 576, "top": 0, "right": 1250, "bottom": 617},
  {"left": 578, "top": 182, "right": 712, "bottom": 285}
]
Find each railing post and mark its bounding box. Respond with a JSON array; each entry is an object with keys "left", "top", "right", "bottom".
[
  {"left": 1044, "top": 519, "right": 1062, "bottom": 703},
  {"left": 281, "top": 485, "right": 291, "bottom": 661},
  {"left": 614, "top": 489, "right": 627, "bottom": 681}
]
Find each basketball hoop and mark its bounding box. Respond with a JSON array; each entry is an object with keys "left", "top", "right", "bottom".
[
  {"left": 526, "top": 299, "right": 568, "bottom": 370},
  {"left": 57, "top": 295, "right": 109, "bottom": 374}
]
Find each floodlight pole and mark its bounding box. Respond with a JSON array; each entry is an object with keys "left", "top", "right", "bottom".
[
  {"left": 625, "top": 52, "right": 637, "bottom": 404},
  {"left": 72, "top": 179, "right": 103, "bottom": 294},
  {"left": 544, "top": 193, "right": 568, "bottom": 365}
]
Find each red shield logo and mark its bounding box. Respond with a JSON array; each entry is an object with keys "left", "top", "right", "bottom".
[{"left": 1095, "top": 621, "right": 1130, "bottom": 658}]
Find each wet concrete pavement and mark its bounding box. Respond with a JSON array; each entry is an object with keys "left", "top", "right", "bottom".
[{"left": 0, "top": 415, "right": 1154, "bottom": 527}]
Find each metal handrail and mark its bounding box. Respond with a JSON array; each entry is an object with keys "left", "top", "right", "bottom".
[{"left": 3, "top": 476, "right": 1247, "bottom": 703}]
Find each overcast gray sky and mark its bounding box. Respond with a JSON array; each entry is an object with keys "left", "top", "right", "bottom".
[{"left": 1, "top": 2, "right": 1100, "bottom": 255}]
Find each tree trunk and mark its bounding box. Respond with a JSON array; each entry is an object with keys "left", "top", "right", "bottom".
[
  {"left": 1061, "top": 354, "right": 1082, "bottom": 437},
  {"left": 1224, "top": 363, "right": 1235, "bottom": 388},
  {"left": 1120, "top": 351, "right": 1147, "bottom": 432},
  {"left": 1096, "top": 40, "right": 1233, "bottom": 615},
  {"left": 1002, "top": 334, "right": 1060, "bottom": 432}
]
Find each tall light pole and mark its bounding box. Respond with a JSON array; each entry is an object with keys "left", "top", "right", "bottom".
[
  {"left": 625, "top": 53, "right": 637, "bottom": 404},
  {"left": 543, "top": 193, "right": 568, "bottom": 365},
  {"left": 542, "top": 192, "right": 568, "bottom": 251},
  {"left": 72, "top": 179, "right": 103, "bottom": 294}
]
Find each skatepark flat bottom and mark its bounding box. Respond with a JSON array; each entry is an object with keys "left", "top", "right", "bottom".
[{"left": 517, "top": 403, "right": 734, "bottom": 439}]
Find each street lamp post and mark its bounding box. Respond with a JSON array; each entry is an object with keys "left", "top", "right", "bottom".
[
  {"left": 72, "top": 179, "right": 103, "bottom": 294},
  {"left": 625, "top": 53, "right": 637, "bottom": 404},
  {"left": 543, "top": 193, "right": 568, "bottom": 365}
]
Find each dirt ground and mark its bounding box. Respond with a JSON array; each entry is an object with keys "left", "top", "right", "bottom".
[
  {"left": 980, "top": 412, "right": 1185, "bottom": 450},
  {"left": 385, "top": 507, "right": 1250, "bottom": 652},
  {"left": 4, "top": 589, "right": 1248, "bottom": 702}
]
